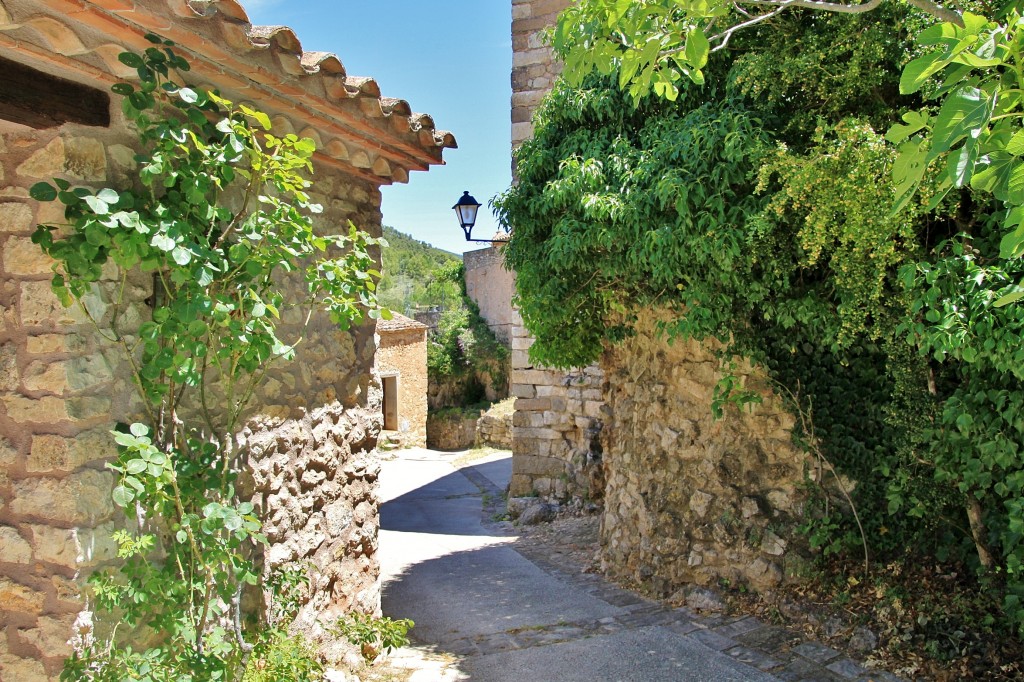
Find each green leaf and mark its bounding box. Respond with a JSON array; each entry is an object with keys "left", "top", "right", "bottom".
[
  {"left": 684, "top": 27, "right": 710, "bottom": 70},
  {"left": 927, "top": 86, "right": 995, "bottom": 164},
  {"left": 84, "top": 195, "right": 111, "bottom": 215},
  {"left": 171, "top": 246, "right": 192, "bottom": 265},
  {"left": 178, "top": 87, "right": 198, "bottom": 104},
  {"left": 129, "top": 423, "right": 149, "bottom": 437},
  {"left": 151, "top": 234, "right": 176, "bottom": 252},
  {"left": 899, "top": 51, "right": 946, "bottom": 95},
  {"left": 112, "top": 485, "right": 135, "bottom": 507},
  {"left": 885, "top": 110, "right": 929, "bottom": 144},
  {"left": 29, "top": 182, "right": 57, "bottom": 202},
  {"left": 118, "top": 52, "right": 145, "bottom": 69},
  {"left": 125, "top": 459, "right": 148, "bottom": 475}
]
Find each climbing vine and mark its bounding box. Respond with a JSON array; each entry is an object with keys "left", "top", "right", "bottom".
[{"left": 30, "top": 36, "right": 385, "bottom": 680}]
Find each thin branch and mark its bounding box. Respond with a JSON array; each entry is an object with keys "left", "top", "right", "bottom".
[
  {"left": 904, "top": 0, "right": 964, "bottom": 25},
  {"left": 737, "top": 0, "right": 884, "bottom": 14},
  {"left": 710, "top": 4, "right": 791, "bottom": 52}
]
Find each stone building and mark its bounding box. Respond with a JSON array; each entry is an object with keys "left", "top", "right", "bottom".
[
  {"left": 508, "top": 0, "right": 812, "bottom": 595},
  {"left": 375, "top": 313, "right": 429, "bottom": 449},
  {"left": 0, "top": 1, "right": 453, "bottom": 678}
]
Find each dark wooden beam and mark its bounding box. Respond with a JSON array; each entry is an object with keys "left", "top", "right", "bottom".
[{"left": 0, "top": 56, "right": 109, "bottom": 129}]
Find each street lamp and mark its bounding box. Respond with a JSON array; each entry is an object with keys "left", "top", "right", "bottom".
[{"left": 452, "top": 191, "right": 509, "bottom": 243}]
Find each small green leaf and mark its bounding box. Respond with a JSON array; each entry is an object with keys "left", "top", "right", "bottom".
[
  {"left": 118, "top": 52, "right": 145, "bottom": 69},
  {"left": 130, "top": 423, "right": 149, "bottom": 437},
  {"left": 112, "top": 485, "right": 134, "bottom": 507},
  {"left": 29, "top": 182, "right": 57, "bottom": 202},
  {"left": 178, "top": 87, "right": 198, "bottom": 104},
  {"left": 151, "top": 234, "right": 176, "bottom": 252}
]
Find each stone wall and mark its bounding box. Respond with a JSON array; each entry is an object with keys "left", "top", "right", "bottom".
[
  {"left": 375, "top": 324, "right": 429, "bottom": 449},
  {"left": 509, "top": 327, "right": 606, "bottom": 501},
  {"left": 511, "top": 0, "right": 571, "bottom": 149},
  {"left": 598, "top": 310, "right": 810, "bottom": 596},
  {"left": 1, "top": 121, "right": 148, "bottom": 680},
  {"left": 463, "top": 246, "right": 517, "bottom": 345},
  {"left": 508, "top": 0, "right": 604, "bottom": 503},
  {"left": 0, "top": 75, "right": 386, "bottom": 682}
]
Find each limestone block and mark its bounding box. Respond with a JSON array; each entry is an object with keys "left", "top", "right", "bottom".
[
  {"left": 3, "top": 394, "right": 69, "bottom": 423},
  {"left": 0, "top": 526, "right": 33, "bottom": 564},
  {"left": 66, "top": 395, "right": 111, "bottom": 420},
  {"left": 20, "top": 281, "right": 83, "bottom": 326},
  {"left": 761, "top": 530, "right": 787, "bottom": 556},
  {"left": 22, "top": 360, "right": 68, "bottom": 394},
  {"left": 17, "top": 138, "right": 65, "bottom": 179},
  {"left": 28, "top": 525, "right": 78, "bottom": 568},
  {"left": 3, "top": 236, "right": 54, "bottom": 276},
  {"left": 65, "top": 138, "right": 107, "bottom": 181},
  {"left": 18, "top": 614, "right": 74, "bottom": 658},
  {"left": 0, "top": 201, "right": 33, "bottom": 233},
  {"left": 26, "top": 334, "right": 69, "bottom": 354},
  {"left": 0, "top": 576, "right": 46, "bottom": 612},
  {"left": 76, "top": 522, "right": 118, "bottom": 565},
  {"left": 11, "top": 469, "right": 114, "bottom": 525},
  {"left": 0, "top": 651, "right": 49, "bottom": 682},
  {"left": 0, "top": 344, "right": 17, "bottom": 392},
  {"left": 28, "top": 430, "right": 114, "bottom": 473},
  {"left": 67, "top": 354, "right": 114, "bottom": 391}
]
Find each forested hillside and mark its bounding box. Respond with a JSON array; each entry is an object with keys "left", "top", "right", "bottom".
[{"left": 378, "top": 226, "right": 461, "bottom": 315}]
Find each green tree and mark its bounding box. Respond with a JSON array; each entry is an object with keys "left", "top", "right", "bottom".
[{"left": 497, "top": 0, "right": 1024, "bottom": 640}]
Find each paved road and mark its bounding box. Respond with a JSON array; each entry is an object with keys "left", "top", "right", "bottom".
[{"left": 379, "top": 448, "right": 785, "bottom": 682}]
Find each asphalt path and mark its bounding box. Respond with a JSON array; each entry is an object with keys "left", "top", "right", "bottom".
[{"left": 379, "top": 448, "right": 779, "bottom": 682}]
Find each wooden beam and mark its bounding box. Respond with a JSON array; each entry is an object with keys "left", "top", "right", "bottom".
[{"left": 0, "top": 55, "right": 109, "bottom": 129}]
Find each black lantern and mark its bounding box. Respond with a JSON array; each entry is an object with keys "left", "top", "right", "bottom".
[{"left": 452, "top": 191, "right": 509, "bottom": 243}]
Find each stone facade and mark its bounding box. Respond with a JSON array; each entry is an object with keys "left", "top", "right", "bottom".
[
  {"left": 0, "top": 1, "right": 453, "bottom": 678},
  {"left": 599, "top": 311, "right": 810, "bottom": 596},
  {"left": 509, "top": 328, "right": 606, "bottom": 501},
  {"left": 508, "top": 0, "right": 603, "bottom": 503},
  {"left": 463, "top": 246, "right": 518, "bottom": 344},
  {"left": 375, "top": 315, "right": 429, "bottom": 449},
  {"left": 511, "top": 0, "right": 571, "bottom": 149}
]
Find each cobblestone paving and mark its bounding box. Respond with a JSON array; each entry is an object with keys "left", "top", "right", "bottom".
[{"left": 453, "top": 462, "right": 904, "bottom": 682}]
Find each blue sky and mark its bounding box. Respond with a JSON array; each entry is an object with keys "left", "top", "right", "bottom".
[{"left": 243, "top": 0, "right": 512, "bottom": 255}]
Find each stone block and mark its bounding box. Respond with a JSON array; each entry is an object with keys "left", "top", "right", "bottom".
[
  {"left": 0, "top": 651, "right": 48, "bottom": 682},
  {"left": 511, "top": 336, "right": 534, "bottom": 350},
  {"left": 0, "top": 344, "right": 17, "bottom": 391},
  {"left": 511, "top": 349, "right": 532, "bottom": 370},
  {"left": 512, "top": 427, "right": 560, "bottom": 440},
  {"left": 0, "top": 577, "right": 46, "bottom": 612},
  {"left": 26, "top": 334, "right": 69, "bottom": 354},
  {"left": 17, "top": 138, "right": 65, "bottom": 179},
  {"left": 20, "top": 281, "right": 83, "bottom": 326},
  {"left": 18, "top": 614, "right": 74, "bottom": 658},
  {"left": 28, "top": 524, "right": 78, "bottom": 568},
  {"left": 583, "top": 400, "right": 604, "bottom": 418},
  {"left": 0, "top": 526, "right": 33, "bottom": 564},
  {"left": 11, "top": 470, "right": 115, "bottom": 525},
  {"left": 65, "top": 137, "right": 107, "bottom": 181},
  {"left": 3, "top": 394, "right": 70, "bottom": 423},
  {"left": 22, "top": 360, "right": 68, "bottom": 394},
  {"left": 514, "top": 397, "right": 551, "bottom": 412},
  {"left": 514, "top": 455, "right": 565, "bottom": 478},
  {"left": 3, "top": 236, "right": 54, "bottom": 276},
  {"left": 28, "top": 432, "right": 114, "bottom": 471},
  {"left": 0, "top": 201, "right": 33, "bottom": 234}
]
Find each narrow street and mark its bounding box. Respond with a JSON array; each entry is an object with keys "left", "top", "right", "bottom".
[{"left": 378, "top": 448, "right": 884, "bottom": 682}]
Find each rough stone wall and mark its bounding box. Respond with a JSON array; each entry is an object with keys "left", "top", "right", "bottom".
[
  {"left": 599, "top": 310, "right": 810, "bottom": 596},
  {"left": 463, "top": 246, "right": 517, "bottom": 345},
  {"left": 0, "top": 89, "right": 385, "bottom": 682},
  {"left": 374, "top": 327, "right": 428, "bottom": 449},
  {"left": 476, "top": 412, "right": 512, "bottom": 450}
]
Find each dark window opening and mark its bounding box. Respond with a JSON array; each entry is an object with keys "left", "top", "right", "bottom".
[
  {"left": 382, "top": 375, "right": 398, "bottom": 431},
  {"left": 0, "top": 56, "right": 110, "bottom": 129}
]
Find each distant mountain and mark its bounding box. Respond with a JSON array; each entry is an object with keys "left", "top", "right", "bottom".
[{"left": 378, "top": 226, "right": 463, "bottom": 316}]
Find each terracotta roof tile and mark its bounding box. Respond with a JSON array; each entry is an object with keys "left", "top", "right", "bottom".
[
  {"left": 0, "top": 0, "right": 456, "bottom": 184},
  {"left": 377, "top": 313, "right": 429, "bottom": 333}
]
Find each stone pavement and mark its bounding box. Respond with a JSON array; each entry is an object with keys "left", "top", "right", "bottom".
[{"left": 378, "top": 448, "right": 901, "bottom": 682}]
